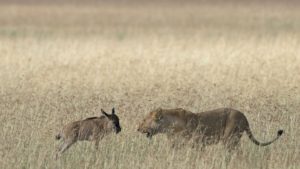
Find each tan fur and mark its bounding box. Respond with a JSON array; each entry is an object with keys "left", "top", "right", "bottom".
[
  {"left": 55, "top": 109, "right": 121, "bottom": 159},
  {"left": 138, "top": 108, "right": 283, "bottom": 150}
]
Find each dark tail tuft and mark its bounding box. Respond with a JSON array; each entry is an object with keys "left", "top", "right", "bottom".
[
  {"left": 55, "top": 134, "right": 61, "bottom": 140},
  {"left": 277, "top": 130, "right": 284, "bottom": 136}
]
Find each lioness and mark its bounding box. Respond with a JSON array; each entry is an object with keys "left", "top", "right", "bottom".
[
  {"left": 55, "top": 108, "right": 121, "bottom": 159},
  {"left": 137, "top": 108, "right": 283, "bottom": 150}
]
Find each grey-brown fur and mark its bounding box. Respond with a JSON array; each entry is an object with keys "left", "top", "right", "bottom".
[{"left": 55, "top": 108, "right": 121, "bottom": 159}]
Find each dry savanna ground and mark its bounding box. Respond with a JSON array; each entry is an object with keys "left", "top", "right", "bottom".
[{"left": 0, "top": 1, "right": 299, "bottom": 169}]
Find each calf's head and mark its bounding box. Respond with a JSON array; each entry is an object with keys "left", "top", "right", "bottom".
[{"left": 101, "top": 108, "right": 122, "bottom": 134}]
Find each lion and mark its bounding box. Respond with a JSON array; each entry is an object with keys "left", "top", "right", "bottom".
[
  {"left": 137, "top": 108, "right": 283, "bottom": 150},
  {"left": 54, "top": 108, "right": 121, "bottom": 159}
]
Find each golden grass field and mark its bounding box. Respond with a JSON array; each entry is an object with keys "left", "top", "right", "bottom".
[{"left": 0, "top": 1, "right": 299, "bottom": 169}]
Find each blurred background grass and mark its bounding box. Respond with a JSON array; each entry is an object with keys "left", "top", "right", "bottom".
[{"left": 0, "top": 0, "right": 299, "bottom": 169}]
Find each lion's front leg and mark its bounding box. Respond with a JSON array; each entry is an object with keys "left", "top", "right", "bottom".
[
  {"left": 167, "top": 134, "right": 177, "bottom": 148},
  {"left": 167, "top": 134, "right": 186, "bottom": 149},
  {"left": 168, "top": 131, "right": 194, "bottom": 149}
]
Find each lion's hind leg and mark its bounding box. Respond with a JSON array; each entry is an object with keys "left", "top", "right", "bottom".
[{"left": 223, "top": 125, "right": 243, "bottom": 152}]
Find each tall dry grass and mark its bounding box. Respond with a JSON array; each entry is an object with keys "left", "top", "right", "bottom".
[{"left": 0, "top": 1, "right": 299, "bottom": 169}]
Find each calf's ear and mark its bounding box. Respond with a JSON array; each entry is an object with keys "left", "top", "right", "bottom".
[
  {"left": 112, "top": 108, "right": 115, "bottom": 114},
  {"left": 101, "top": 109, "right": 109, "bottom": 117}
]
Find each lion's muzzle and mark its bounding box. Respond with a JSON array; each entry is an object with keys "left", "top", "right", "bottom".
[{"left": 138, "top": 127, "right": 153, "bottom": 139}]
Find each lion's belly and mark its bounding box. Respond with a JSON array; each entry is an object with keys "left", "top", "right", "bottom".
[{"left": 196, "top": 109, "right": 228, "bottom": 139}]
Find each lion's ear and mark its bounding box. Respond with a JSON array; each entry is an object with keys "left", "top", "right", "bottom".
[
  {"left": 155, "top": 108, "right": 163, "bottom": 121},
  {"left": 156, "top": 108, "right": 162, "bottom": 113}
]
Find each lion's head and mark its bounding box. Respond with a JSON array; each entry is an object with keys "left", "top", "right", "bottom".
[{"left": 137, "top": 108, "right": 166, "bottom": 138}]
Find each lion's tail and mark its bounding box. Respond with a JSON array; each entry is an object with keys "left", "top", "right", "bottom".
[{"left": 245, "top": 126, "right": 284, "bottom": 146}]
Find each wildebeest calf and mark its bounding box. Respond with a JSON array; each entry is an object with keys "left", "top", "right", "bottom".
[{"left": 55, "top": 108, "right": 121, "bottom": 159}]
